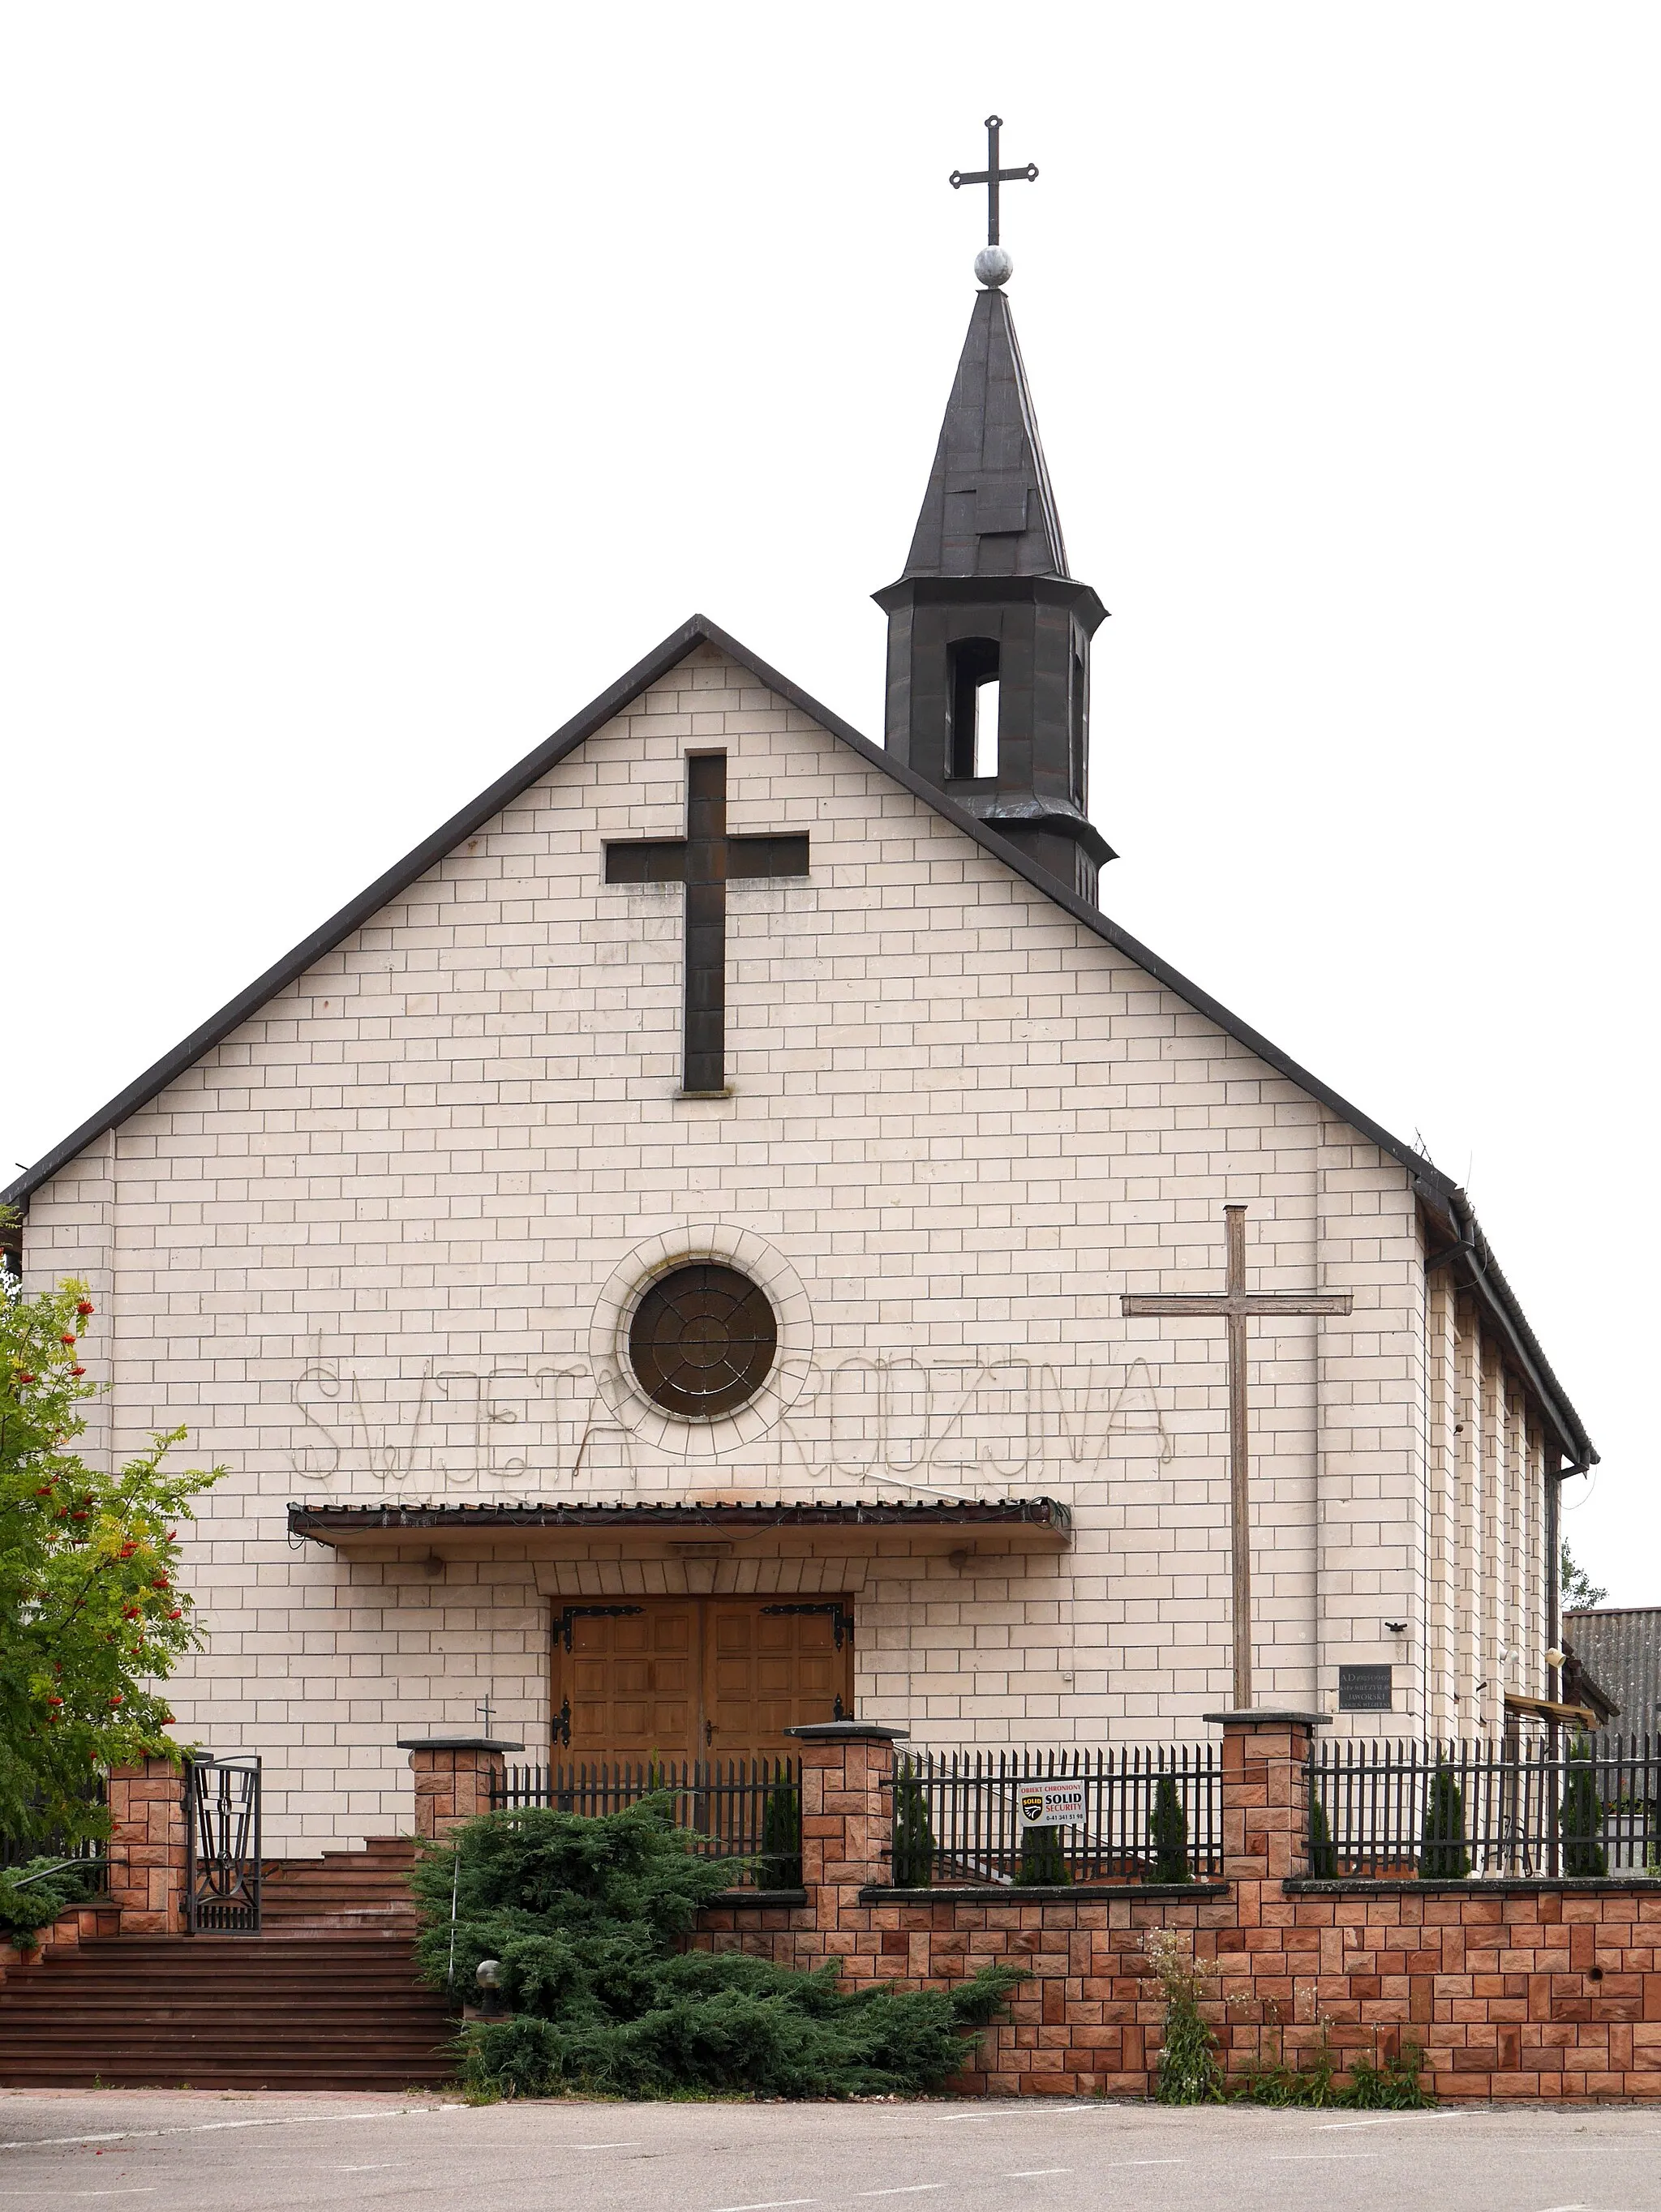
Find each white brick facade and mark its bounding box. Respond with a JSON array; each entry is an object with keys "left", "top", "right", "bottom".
[{"left": 19, "top": 641, "right": 1566, "bottom": 1846}]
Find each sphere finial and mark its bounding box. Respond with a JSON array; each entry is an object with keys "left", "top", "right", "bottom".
[{"left": 975, "top": 244, "right": 1014, "bottom": 288}]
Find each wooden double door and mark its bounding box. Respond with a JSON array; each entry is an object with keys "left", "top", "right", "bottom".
[{"left": 553, "top": 1597, "right": 852, "bottom": 1765}]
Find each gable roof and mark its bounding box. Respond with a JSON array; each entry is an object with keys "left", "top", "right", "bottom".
[{"left": 2, "top": 614, "right": 1595, "bottom": 1469}]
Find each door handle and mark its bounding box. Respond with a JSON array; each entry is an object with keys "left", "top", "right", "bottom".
[{"left": 705, "top": 1720, "right": 714, "bottom": 1747}]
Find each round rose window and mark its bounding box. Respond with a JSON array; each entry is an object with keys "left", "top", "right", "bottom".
[{"left": 629, "top": 1263, "right": 778, "bottom": 1419}]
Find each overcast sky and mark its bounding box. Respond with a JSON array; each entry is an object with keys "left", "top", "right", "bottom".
[{"left": 4, "top": 3, "right": 1655, "bottom": 1605}]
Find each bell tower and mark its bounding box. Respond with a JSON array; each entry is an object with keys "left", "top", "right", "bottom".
[{"left": 873, "top": 122, "right": 1112, "bottom": 902}]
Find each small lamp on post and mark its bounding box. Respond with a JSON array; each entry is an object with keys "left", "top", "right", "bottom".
[{"left": 474, "top": 1957, "right": 506, "bottom": 2019}]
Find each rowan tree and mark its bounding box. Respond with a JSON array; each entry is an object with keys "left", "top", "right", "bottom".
[{"left": 1, "top": 1267, "right": 224, "bottom": 1845}]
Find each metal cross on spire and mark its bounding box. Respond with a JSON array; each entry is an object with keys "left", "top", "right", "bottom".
[
  {"left": 1121, "top": 1206, "right": 1354, "bottom": 1711},
  {"left": 950, "top": 114, "right": 1037, "bottom": 247}
]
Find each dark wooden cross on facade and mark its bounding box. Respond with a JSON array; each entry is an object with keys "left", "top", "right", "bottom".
[
  {"left": 1121, "top": 1205, "right": 1353, "bottom": 1712},
  {"left": 950, "top": 114, "right": 1038, "bottom": 246},
  {"left": 605, "top": 753, "right": 809, "bottom": 1095}
]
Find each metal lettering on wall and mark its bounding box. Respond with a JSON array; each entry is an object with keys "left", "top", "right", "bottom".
[{"left": 286, "top": 1348, "right": 1174, "bottom": 1490}]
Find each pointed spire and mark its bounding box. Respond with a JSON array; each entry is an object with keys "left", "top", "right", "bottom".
[
  {"left": 874, "top": 277, "right": 1110, "bottom": 906},
  {"left": 901, "top": 287, "right": 1068, "bottom": 584}
]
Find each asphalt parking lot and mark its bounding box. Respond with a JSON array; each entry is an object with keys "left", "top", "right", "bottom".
[{"left": 1, "top": 2089, "right": 1657, "bottom": 2212}]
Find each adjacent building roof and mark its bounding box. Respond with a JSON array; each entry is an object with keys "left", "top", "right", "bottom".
[
  {"left": 3, "top": 615, "right": 1595, "bottom": 1470},
  {"left": 1564, "top": 1608, "right": 1661, "bottom": 1744}
]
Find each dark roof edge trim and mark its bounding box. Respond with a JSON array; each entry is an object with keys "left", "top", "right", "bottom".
[
  {"left": 1416, "top": 1180, "right": 1595, "bottom": 1470},
  {"left": 4, "top": 613, "right": 1590, "bottom": 1462},
  {"left": 288, "top": 1497, "right": 1073, "bottom": 1534}
]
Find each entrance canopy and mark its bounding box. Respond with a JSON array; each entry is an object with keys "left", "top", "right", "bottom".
[{"left": 287, "top": 1494, "right": 1072, "bottom": 1563}]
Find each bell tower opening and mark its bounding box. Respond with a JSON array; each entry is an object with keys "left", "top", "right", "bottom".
[{"left": 948, "top": 637, "right": 1001, "bottom": 780}]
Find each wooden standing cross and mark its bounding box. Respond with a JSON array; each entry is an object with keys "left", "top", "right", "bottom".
[{"left": 1121, "top": 1205, "right": 1352, "bottom": 1710}]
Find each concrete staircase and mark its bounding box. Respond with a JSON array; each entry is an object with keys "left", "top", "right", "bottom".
[{"left": 0, "top": 1840, "right": 457, "bottom": 2090}]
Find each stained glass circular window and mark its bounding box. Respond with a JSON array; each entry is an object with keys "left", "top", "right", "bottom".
[{"left": 629, "top": 1263, "right": 779, "bottom": 1419}]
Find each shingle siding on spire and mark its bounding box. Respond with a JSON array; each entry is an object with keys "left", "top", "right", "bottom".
[{"left": 903, "top": 288, "right": 1069, "bottom": 581}]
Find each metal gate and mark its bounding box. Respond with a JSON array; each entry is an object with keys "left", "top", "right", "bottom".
[{"left": 185, "top": 1754, "right": 262, "bottom": 1933}]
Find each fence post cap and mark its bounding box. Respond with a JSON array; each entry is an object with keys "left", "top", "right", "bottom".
[
  {"left": 786, "top": 1721, "right": 909, "bottom": 1742},
  {"left": 1203, "top": 1709, "right": 1330, "bottom": 1729},
  {"left": 395, "top": 1736, "right": 525, "bottom": 1752}
]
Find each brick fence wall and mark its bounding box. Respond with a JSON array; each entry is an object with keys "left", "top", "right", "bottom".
[{"left": 693, "top": 1717, "right": 1661, "bottom": 2102}]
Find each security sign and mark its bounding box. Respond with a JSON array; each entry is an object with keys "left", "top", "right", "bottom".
[{"left": 1016, "top": 1780, "right": 1085, "bottom": 1828}]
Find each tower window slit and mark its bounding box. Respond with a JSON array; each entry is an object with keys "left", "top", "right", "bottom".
[
  {"left": 974, "top": 678, "right": 999, "bottom": 777},
  {"left": 948, "top": 637, "right": 1001, "bottom": 779}
]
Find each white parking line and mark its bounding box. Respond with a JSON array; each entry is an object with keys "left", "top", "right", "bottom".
[
  {"left": 0, "top": 2110, "right": 435, "bottom": 2154},
  {"left": 574, "top": 2143, "right": 640, "bottom": 2151},
  {"left": 1008, "top": 2171, "right": 1071, "bottom": 2180},
  {"left": 710, "top": 2199, "right": 819, "bottom": 2212},
  {"left": 1315, "top": 2114, "right": 1461, "bottom": 2131},
  {"left": 860, "top": 2190, "right": 949, "bottom": 2199}
]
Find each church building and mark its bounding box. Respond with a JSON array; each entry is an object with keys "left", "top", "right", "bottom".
[{"left": 5, "top": 207, "right": 1596, "bottom": 1850}]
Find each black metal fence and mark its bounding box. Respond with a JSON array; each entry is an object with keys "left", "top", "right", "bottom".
[
  {"left": 490, "top": 1759, "right": 802, "bottom": 1884},
  {"left": 891, "top": 1745, "right": 1222, "bottom": 1887},
  {"left": 1308, "top": 1734, "right": 1661, "bottom": 1880}
]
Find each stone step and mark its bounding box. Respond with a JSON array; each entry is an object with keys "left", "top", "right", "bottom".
[{"left": 0, "top": 1929, "right": 456, "bottom": 2090}]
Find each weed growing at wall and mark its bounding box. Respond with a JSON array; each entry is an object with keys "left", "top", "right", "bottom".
[
  {"left": 410, "top": 1800, "right": 1023, "bottom": 2098},
  {"left": 1229, "top": 2004, "right": 1435, "bottom": 2109},
  {"left": 1341, "top": 2035, "right": 1434, "bottom": 2108},
  {"left": 1142, "top": 1927, "right": 1222, "bottom": 2103}
]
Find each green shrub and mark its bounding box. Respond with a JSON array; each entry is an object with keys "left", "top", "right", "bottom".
[
  {"left": 758, "top": 1770, "right": 802, "bottom": 1890},
  {"left": 1307, "top": 1793, "right": 1337, "bottom": 1878},
  {"left": 0, "top": 1855, "right": 100, "bottom": 1944},
  {"left": 1147, "top": 1774, "right": 1191, "bottom": 1883},
  {"left": 1014, "top": 1823, "right": 1071, "bottom": 1886},
  {"left": 409, "top": 1798, "right": 1022, "bottom": 2098},
  {"left": 1419, "top": 1767, "right": 1470, "bottom": 1879},
  {"left": 890, "top": 1774, "right": 934, "bottom": 1889},
  {"left": 1557, "top": 1735, "right": 1607, "bottom": 1877}
]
